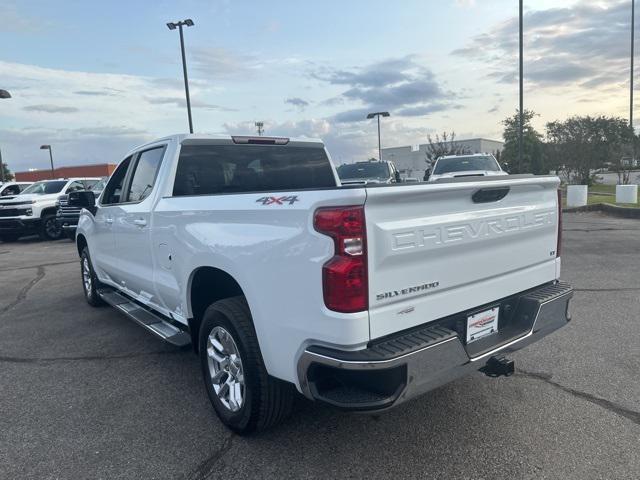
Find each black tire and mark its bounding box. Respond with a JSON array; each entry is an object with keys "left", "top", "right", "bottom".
[
  {"left": 80, "top": 247, "right": 104, "bottom": 307},
  {"left": 199, "top": 296, "right": 294, "bottom": 434},
  {"left": 0, "top": 234, "right": 20, "bottom": 242},
  {"left": 40, "top": 214, "right": 63, "bottom": 240}
]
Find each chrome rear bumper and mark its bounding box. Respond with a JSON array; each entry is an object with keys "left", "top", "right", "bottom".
[{"left": 297, "top": 282, "right": 573, "bottom": 411}]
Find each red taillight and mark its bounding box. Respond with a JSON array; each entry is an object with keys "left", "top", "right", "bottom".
[
  {"left": 314, "top": 206, "right": 368, "bottom": 313},
  {"left": 557, "top": 189, "right": 562, "bottom": 257}
]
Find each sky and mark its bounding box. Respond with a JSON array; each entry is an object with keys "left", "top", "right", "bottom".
[{"left": 0, "top": 0, "right": 636, "bottom": 172}]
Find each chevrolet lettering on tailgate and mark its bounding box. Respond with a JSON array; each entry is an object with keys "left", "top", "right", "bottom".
[{"left": 392, "top": 209, "right": 556, "bottom": 251}]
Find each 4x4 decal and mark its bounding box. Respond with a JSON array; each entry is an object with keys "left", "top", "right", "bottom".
[{"left": 256, "top": 195, "right": 299, "bottom": 206}]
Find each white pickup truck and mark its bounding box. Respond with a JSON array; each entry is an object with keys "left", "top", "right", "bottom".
[
  {"left": 0, "top": 178, "right": 100, "bottom": 241},
  {"left": 73, "top": 134, "right": 573, "bottom": 433}
]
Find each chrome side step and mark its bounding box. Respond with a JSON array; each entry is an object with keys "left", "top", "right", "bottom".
[{"left": 98, "top": 288, "right": 191, "bottom": 347}]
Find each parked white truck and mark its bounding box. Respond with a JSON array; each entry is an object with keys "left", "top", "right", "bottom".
[
  {"left": 426, "top": 153, "right": 508, "bottom": 182},
  {"left": 0, "top": 178, "right": 101, "bottom": 241},
  {"left": 73, "top": 134, "right": 572, "bottom": 433}
]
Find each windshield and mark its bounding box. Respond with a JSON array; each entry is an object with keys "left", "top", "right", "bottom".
[
  {"left": 337, "top": 162, "right": 390, "bottom": 180},
  {"left": 21, "top": 180, "right": 67, "bottom": 195},
  {"left": 433, "top": 156, "right": 500, "bottom": 175},
  {"left": 90, "top": 178, "right": 107, "bottom": 191}
]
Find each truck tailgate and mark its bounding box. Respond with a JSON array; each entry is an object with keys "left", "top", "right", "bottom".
[{"left": 365, "top": 176, "right": 561, "bottom": 339}]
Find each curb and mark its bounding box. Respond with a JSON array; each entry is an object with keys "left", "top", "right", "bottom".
[{"left": 563, "top": 203, "right": 640, "bottom": 219}]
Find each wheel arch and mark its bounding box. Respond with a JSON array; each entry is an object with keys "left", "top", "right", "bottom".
[
  {"left": 187, "top": 266, "right": 247, "bottom": 352},
  {"left": 40, "top": 206, "right": 58, "bottom": 217},
  {"left": 76, "top": 233, "right": 87, "bottom": 257}
]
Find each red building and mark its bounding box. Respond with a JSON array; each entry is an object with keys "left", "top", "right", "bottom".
[{"left": 14, "top": 163, "right": 116, "bottom": 182}]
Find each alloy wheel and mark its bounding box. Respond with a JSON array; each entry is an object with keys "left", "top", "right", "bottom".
[{"left": 206, "top": 326, "right": 245, "bottom": 412}]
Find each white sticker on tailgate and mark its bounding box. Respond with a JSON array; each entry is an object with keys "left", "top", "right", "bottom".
[{"left": 466, "top": 307, "right": 499, "bottom": 344}]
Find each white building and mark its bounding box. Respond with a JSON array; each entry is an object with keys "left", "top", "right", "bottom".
[{"left": 382, "top": 138, "right": 504, "bottom": 179}]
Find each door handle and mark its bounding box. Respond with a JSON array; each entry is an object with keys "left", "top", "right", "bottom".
[
  {"left": 133, "top": 218, "right": 147, "bottom": 227},
  {"left": 105, "top": 217, "right": 113, "bottom": 224}
]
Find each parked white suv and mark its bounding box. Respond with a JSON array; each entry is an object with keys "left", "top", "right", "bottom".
[
  {"left": 0, "top": 178, "right": 100, "bottom": 241},
  {"left": 0, "top": 181, "right": 32, "bottom": 198},
  {"left": 426, "top": 153, "right": 507, "bottom": 182},
  {"left": 73, "top": 134, "right": 572, "bottom": 433}
]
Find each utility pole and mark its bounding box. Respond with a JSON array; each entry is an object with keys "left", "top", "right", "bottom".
[
  {"left": 518, "top": 0, "right": 524, "bottom": 173},
  {"left": 167, "top": 19, "right": 195, "bottom": 134},
  {"left": 255, "top": 122, "right": 264, "bottom": 136}
]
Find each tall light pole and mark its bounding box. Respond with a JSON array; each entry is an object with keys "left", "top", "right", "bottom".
[
  {"left": 167, "top": 19, "right": 195, "bottom": 134},
  {"left": 255, "top": 122, "right": 264, "bottom": 136},
  {"left": 366, "top": 111, "right": 390, "bottom": 161},
  {"left": 631, "top": 0, "right": 635, "bottom": 164},
  {"left": 0, "top": 89, "right": 11, "bottom": 183},
  {"left": 518, "top": 0, "right": 524, "bottom": 173},
  {"left": 0, "top": 148, "right": 5, "bottom": 183},
  {"left": 40, "top": 145, "right": 55, "bottom": 179}
]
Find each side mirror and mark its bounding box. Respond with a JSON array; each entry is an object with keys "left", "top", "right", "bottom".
[
  {"left": 394, "top": 171, "right": 401, "bottom": 182},
  {"left": 424, "top": 168, "right": 431, "bottom": 181},
  {"left": 68, "top": 190, "right": 96, "bottom": 214}
]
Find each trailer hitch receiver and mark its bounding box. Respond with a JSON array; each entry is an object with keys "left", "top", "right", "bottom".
[{"left": 481, "top": 355, "right": 515, "bottom": 377}]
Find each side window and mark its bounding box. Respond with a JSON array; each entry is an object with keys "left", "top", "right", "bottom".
[
  {"left": 1, "top": 185, "right": 20, "bottom": 196},
  {"left": 66, "top": 181, "right": 85, "bottom": 193},
  {"left": 126, "top": 147, "right": 165, "bottom": 203},
  {"left": 102, "top": 157, "right": 132, "bottom": 205}
]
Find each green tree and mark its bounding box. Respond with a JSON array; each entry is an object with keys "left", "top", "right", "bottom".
[
  {"left": 501, "top": 110, "right": 545, "bottom": 174},
  {"left": 424, "top": 131, "right": 471, "bottom": 164},
  {"left": 545, "top": 115, "right": 633, "bottom": 185},
  {"left": 1, "top": 159, "right": 13, "bottom": 182}
]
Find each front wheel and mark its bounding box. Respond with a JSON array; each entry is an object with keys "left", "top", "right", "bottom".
[
  {"left": 40, "top": 215, "right": 63, "bottom": 240},
  {"left": 199, "top": 297, "right": 294, "bottom": 434},
  {"left": 80, "top": 247, "right": 104, "bottom": 307}
]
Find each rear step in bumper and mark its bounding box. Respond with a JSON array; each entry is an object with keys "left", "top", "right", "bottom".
[
  {"left": 297, "top": 282, "right": 573, "bottom": 411},
  {"left": 98, "top": 288, "right": 191, "bottom": 347}
]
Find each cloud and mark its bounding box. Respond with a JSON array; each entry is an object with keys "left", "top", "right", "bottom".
[
  {"left": 313, "top": 57, "right": 417, "bottom": 88},
  {"left": 0, "top": 60, "right": 232, "bottom": 171},
  {"left": 0, "top": 3, "right": 49, "bottom": 33},
  {"left": 23, "top": 104, "right": 79, "bottom": 113},
  {"left": 284, "top": 97, "right": 310, "bottom": 110},
  {"left": 453, "top": 1, "right": 633, "bottom": 91},
  {"left": 73, "top": 89, "right": 119, "bottom": 96},
  {"left": 144, "top": 96, "right": 235, "bottom": 111},
  {"left": 222, "top": 117, "right": 435, "bottom": 164},
  {"left": 396, "top": 103, "right": 452, "bottom": 117},
  {"left": 190, "top": 47, "right": 263, "bottom": 79},
  {"left": 223, "top": 118, "right": 378, "bottom": 162},
  {"left": 0, "top": 126, "right": 152, "bottom": 172},
  {"left": 313, "top": 56, "right": 455, "bottom": 123}
]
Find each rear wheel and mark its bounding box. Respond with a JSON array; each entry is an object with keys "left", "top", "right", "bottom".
[
  {"left": 199, "top": 296, "right": 294, "bottom": 434},
  {"left": 81, "top": 247, "right": 104, "bottom": 307},
  {"left": 40, "top": 215, "right": 62, "bottom": 240}
]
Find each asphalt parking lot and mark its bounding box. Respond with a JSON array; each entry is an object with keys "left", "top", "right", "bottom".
[{"left": 1, "top": 212, "right": 639, "bottom": 480}]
